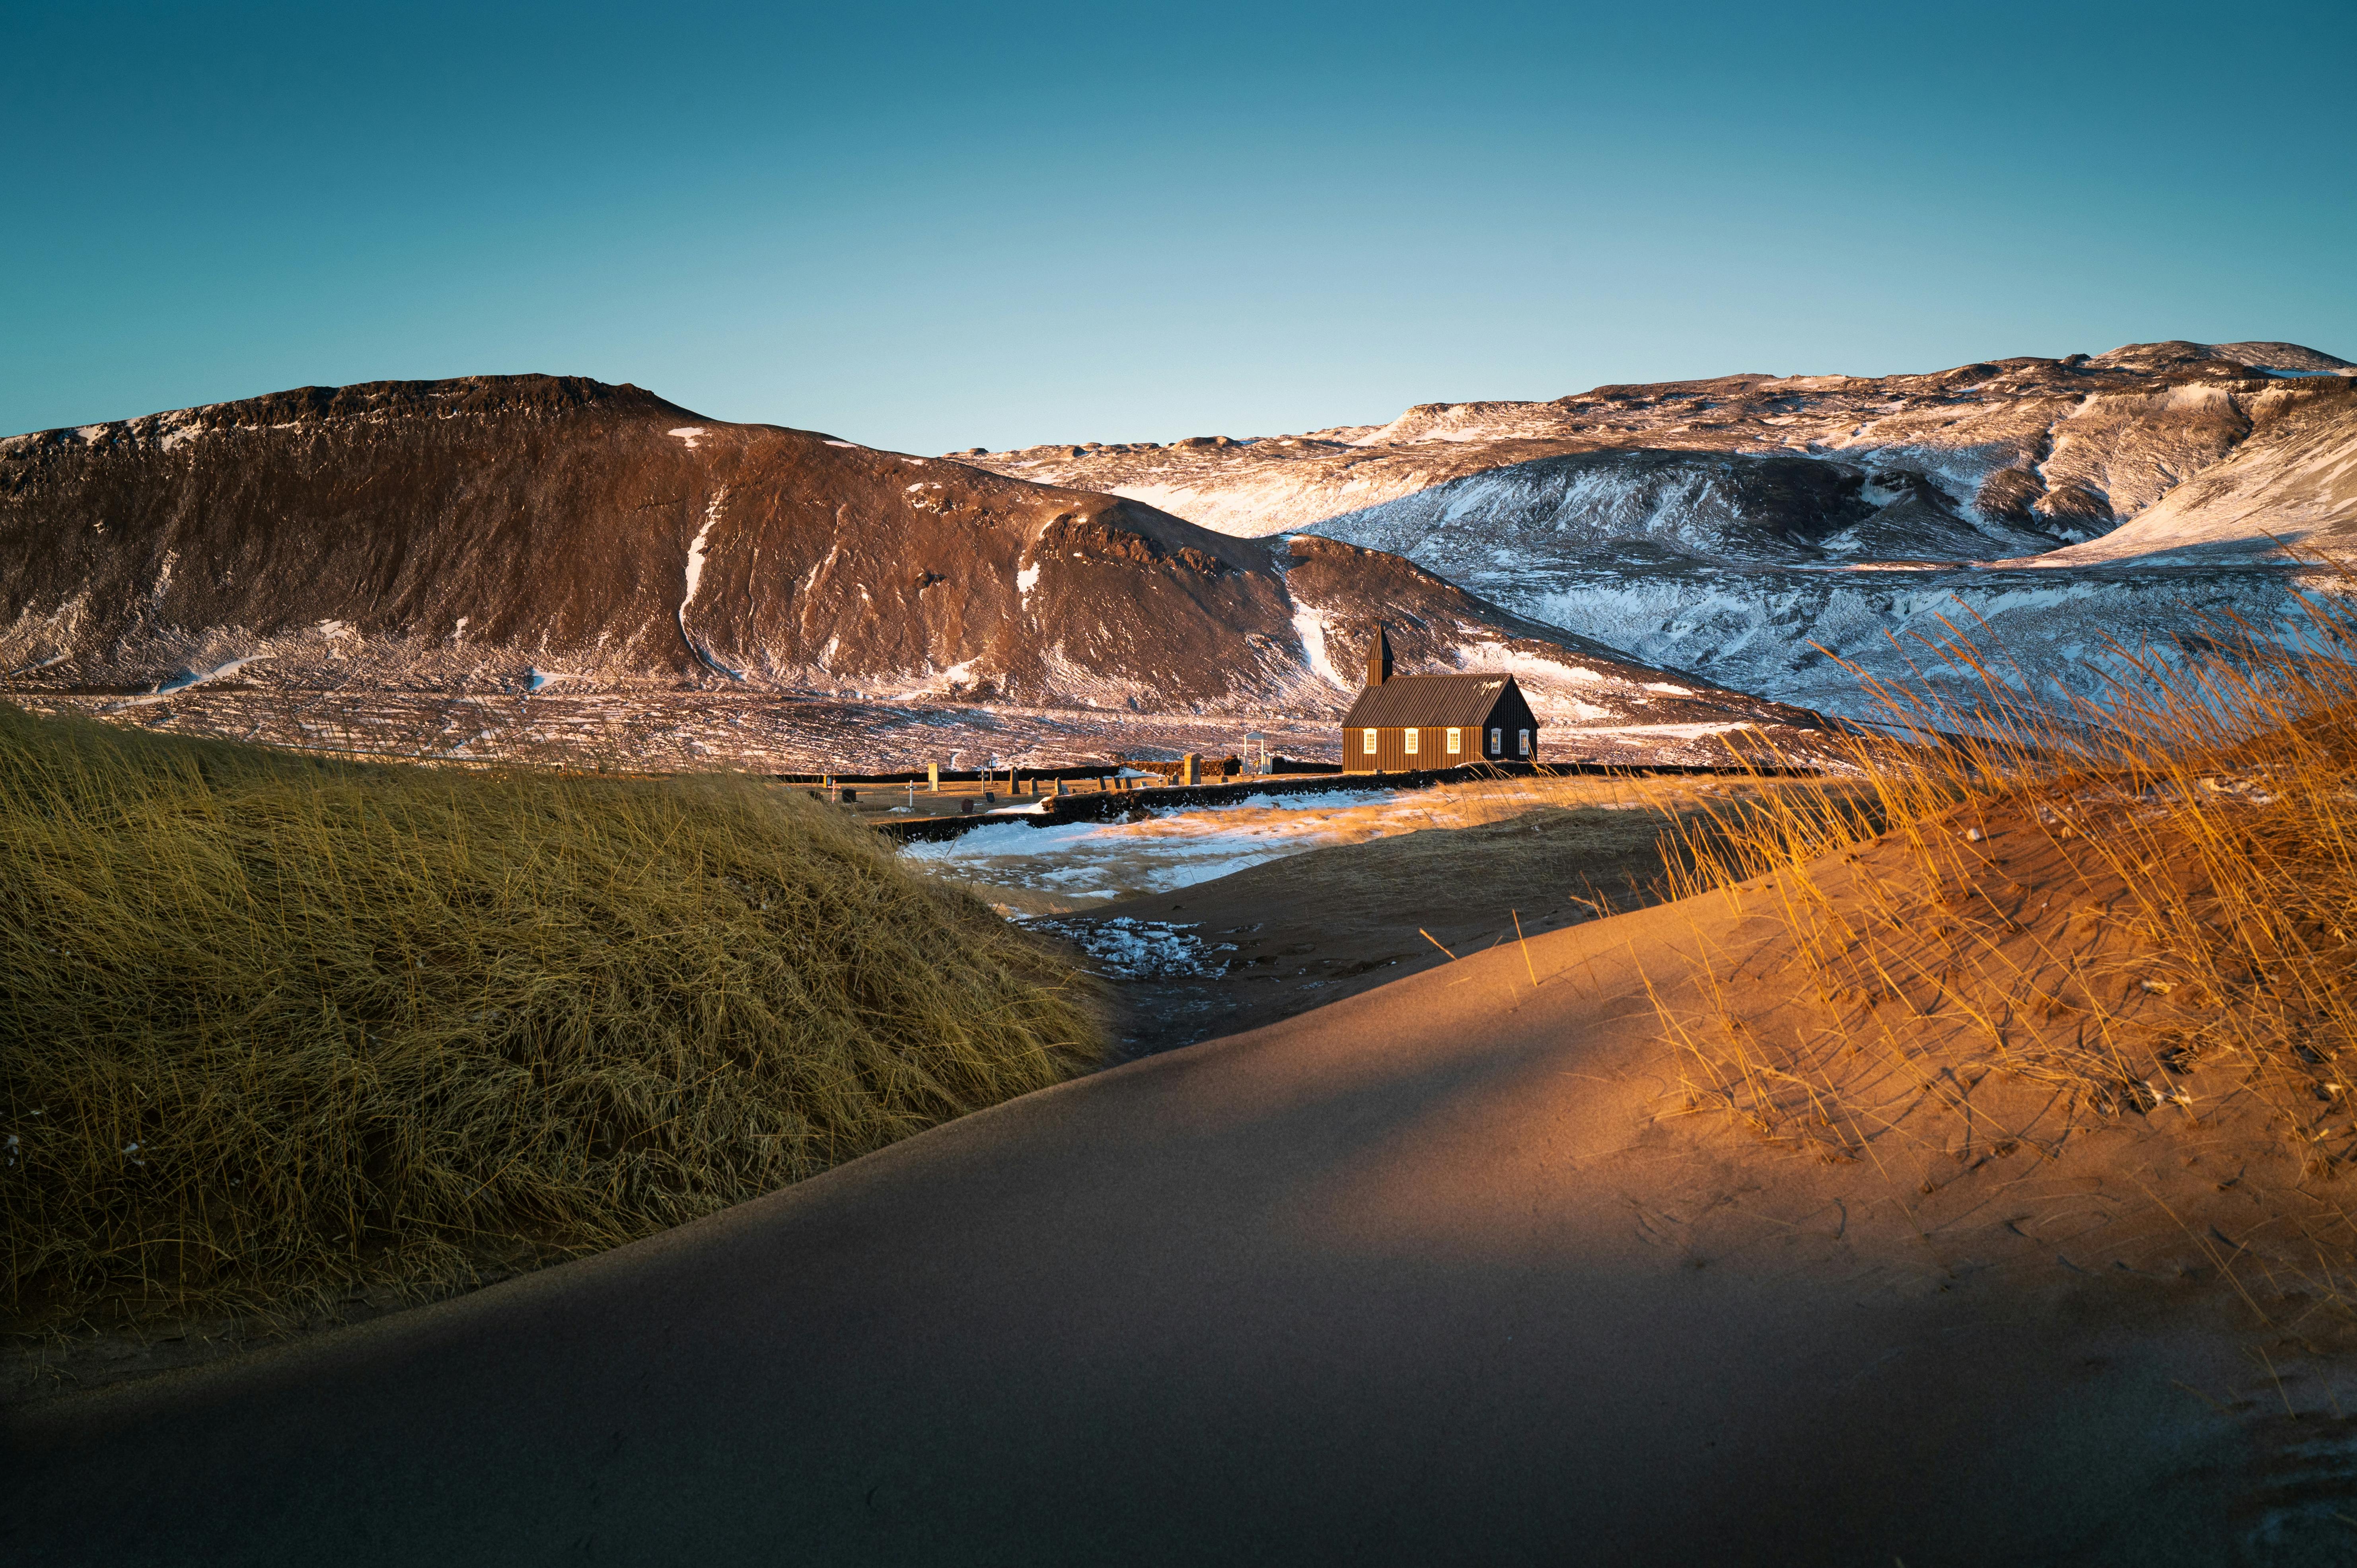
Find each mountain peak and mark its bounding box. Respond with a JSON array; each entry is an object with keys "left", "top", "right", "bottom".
[
  {"left": 2089, "top": 340, "right": 2351, "bottom": 376},
  {"left": 5, "top": 375, "right": 698, "bottom": 446}
]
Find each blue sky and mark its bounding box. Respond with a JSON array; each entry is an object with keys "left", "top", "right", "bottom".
[{"left": 7, "top": 1, "right": 2352, "bottom": 451}]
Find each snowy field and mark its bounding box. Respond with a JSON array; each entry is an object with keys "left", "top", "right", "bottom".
[
  {"left": 903, "top": 788, "right": 1402, "bottom": 906},
  {"left": 900, "top": 777, "right": 1670, "bottom": 911},
  {"left": 9, "top": 688, "right": 1346, "bottom": 775}
]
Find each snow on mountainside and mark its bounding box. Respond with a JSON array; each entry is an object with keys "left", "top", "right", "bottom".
[
  {"left": 960, "top": 343, "right": 2357, "bottom": 720},
  {"left": 961, "top": 342, "right": 2356, "bottom": 562},
  {"left": 0, "top": 376, "right": 1831, "bottom": 768},
  {"left": 1483, "top": 562, "right": 2316, "bottom": 725},
  {"left": 2007, "top": 379, "right": 2357, "bottom": 567}
]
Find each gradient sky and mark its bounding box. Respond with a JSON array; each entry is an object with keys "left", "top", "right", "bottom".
[{"left": 7, "top": 0, "right": 2353, "bottom": 453}]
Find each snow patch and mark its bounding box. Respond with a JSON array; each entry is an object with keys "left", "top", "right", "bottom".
[
  {"left": 1026, "top": 917, "right": 1231, "bottom": 979},
  {"left": 109, "top": 655, "right": 272, "bottom": 708},
  {"left": 1291, "top": 601, "right": 1347, "bottom": 687},
  {"left": 667, "top": 426, "right": 707, "bottom": 449},
  {"left": 678, "top": 489, "right": 745, "bottom": 679},
  {"left": 905, "top": 787, "right": 1433, "bottom": 902},
  {"left": 682, "top": 492, "right": 726, "bottom": 611}
]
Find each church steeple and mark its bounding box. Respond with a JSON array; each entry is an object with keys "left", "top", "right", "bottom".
[{"left": 1366, "top": 625, "right": 1393, "bottom": 687}]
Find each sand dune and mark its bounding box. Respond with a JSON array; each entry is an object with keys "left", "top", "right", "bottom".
[{"left": 10, "top": 869, "right": 2348, "bottom": 1564}]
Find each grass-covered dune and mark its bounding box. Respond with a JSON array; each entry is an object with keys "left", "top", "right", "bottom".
[
  {"left": 1662, "top": 611, "right": 2357, "bottom": 1185},
  {"left": 0, "top": 707, "right": 1098, "bottom": 1329}
]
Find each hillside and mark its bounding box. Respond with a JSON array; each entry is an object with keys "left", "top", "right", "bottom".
[
  {"left": 961, "top": 343, "right": 2357, "bottom": 720},
  {"left": 962, "top": 340, "right": 2356, "bottom": 566},
  {"left": 0, "top": 377, "right": 1828, "bottom": 766},
  {"left": 0, "top": 707, "right": 1095, "bottom": 1333}
]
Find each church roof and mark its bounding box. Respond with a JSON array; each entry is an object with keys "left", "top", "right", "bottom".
[{"left": 1339, "top": 673, "right": 1530, "bottom": 730}]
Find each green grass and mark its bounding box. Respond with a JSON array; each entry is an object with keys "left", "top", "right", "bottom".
[{"left": 0, "top": 706, "right": 1100, "bottom": 1329}]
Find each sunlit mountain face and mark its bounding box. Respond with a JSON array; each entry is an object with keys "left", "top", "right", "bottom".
[{"left": 963, "top": 341, "right": 2357, "bottom": 722}]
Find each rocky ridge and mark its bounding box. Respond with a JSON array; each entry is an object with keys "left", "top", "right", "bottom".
[
  {"left": 958, "top": 343, "right": 2357, "bottom": 721},
  {"left": 0, "top": 376, "right": 1827, "bottom": 765},
  {"left": 959, "top": 341, "right": 2356, "bottom": 568}
]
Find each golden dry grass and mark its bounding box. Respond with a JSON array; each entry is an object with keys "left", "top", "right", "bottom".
[
  {"left": 1656, "top": 601, "right": 2357, "bottom": 1173},
  {"left": 0, "top": 706, "right": 1098, "bottom": 1331}
]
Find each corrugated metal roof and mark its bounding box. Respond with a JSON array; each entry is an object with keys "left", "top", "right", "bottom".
[{"left": 1340, "top": 673, "right": 1526, "bottom": 728}]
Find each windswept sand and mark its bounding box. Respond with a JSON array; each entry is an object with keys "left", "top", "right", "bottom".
[{"left": 10, "top": 838, "right": 2355, "bottom": 1563}]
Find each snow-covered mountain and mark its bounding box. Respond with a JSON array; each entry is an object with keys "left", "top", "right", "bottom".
[
  {"left": 959, "top": 342, "right": 2357, "bottom": 718},
  {"left": 0, "top": 376, "right": 1831, "bottom": 764}
]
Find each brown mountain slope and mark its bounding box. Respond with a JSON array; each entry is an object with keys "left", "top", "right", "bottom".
[{"left": 0, "top": 376, "right": 1826, "bottom": 764}]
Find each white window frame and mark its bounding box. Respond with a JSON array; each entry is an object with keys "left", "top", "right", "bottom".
[
  {"left": 1489, "top": 727, "right": 1501, "bottom": 755},
  {"left": 1518, "top": 728, "right": 1532, "bottom": 757},
  {"left": 1446, "top": 728, "right": 1461, "bottom": 755},
  {"left": 1404, "top": 728, "right": 1419, "bottom": 756},
  {"left": 1362, "top": 728, "right": 1378, "bottom": 755}
]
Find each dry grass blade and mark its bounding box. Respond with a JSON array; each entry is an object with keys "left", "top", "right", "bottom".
[{"left": 1655, "top": 579, "right": 2357, "bottom": 1179}]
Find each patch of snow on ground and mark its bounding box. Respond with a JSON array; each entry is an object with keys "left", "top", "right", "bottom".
[
  {"left": 667, "top": 427, "right": 707, "bottom": 449},
  {"left": 1023, "top": 916, "right": 1232, "bottom": 979},
  {"left": 107, "top": 655, "right": 272, "bottom": 708},
  {"left": 1569, "top": 722, "right": 1754, "bottom": 743},
  {"left": 903, "top": 788, "right": 1431, "bottom": 903}
]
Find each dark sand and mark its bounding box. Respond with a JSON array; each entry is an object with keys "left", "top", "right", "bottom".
[
  {"left": 1085, "top": 801, "right": 1688, "bottom": 1059},
  {"left": 11, "top": 870, "right": 2353, "bottom": 1564}
]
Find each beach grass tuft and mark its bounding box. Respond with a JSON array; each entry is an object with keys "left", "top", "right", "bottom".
[
  {"left": 0, "top": 705, "right": 1098, "bottom": 1329},
  {"left": 1658, "top": 595, "right": 2357, "bottom": 1170}
]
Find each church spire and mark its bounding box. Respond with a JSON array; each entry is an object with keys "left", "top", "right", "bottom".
[{"left": 1366, "top": 625, "right": 1393, "bottom": 687}]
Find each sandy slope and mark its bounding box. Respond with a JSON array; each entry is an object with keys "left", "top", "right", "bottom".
[{"left": 10, "top": 871, "right": 2352, "bottom": 1564}]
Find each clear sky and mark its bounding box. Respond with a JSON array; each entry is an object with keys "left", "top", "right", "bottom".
[{"left": 7, "top": 0, "right": 2353, "bottom": 453}]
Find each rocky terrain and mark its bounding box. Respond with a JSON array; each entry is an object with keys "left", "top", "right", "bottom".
[
  {"left": 0, "top": 377, "right": 1827, "bottom": 768},
  {"left": 961, "top": 342, "right": 2357, "bottom": 720}
]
